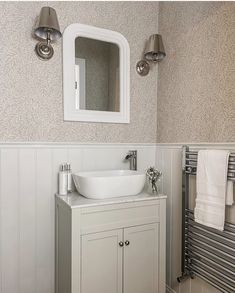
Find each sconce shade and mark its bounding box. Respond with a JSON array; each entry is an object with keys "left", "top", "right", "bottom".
[
  {"left": 34, "top": 7, "right": 62, "bottom": 41},
  {"left": 144, "top": 34, "right": 166, "bottom": 62}
]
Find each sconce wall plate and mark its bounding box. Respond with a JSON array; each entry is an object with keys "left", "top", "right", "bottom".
[
  {"left": 35, "top": 41, "right": 54, "bottom": 60},
  {"left": 136, "top": 60, "right": 150, "bottom": 76}
]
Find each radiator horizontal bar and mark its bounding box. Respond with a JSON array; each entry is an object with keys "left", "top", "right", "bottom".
[
  {"left": 185, "top": 170, "right": 197, "bottom": 175},
  {"left": 186, "top": 217, "right": 235, "bottom": 237},
  {"left": 189, "top": 260, "right": 235, "bottom": 288},
  {"left": 190, "top": 259, "right": 235, "bottom": 286},
  {"left": 187, "top": 230, "right": 235, "bottom": 255},
  {"left": 186, "top": 216, "right": 235, "bottom": 237},
  {"left": 185, "top": 157, "right": 197, "bottom": 162},
  {"left": 185, "top": 157, "right": 235, "bottom": 166},
  {"left": 185, "top": 163, "right": 196, "bottom": 167},
  {"left": 187, "top": 251, "right": 235, "bottom": 277},
  {"left": 187, "top": 265, "right": 235, "bottom": 293},
  {"left": 191, "top": 272, "right": 230, "bottom": 293},
  {"left": 186, "top": 246, "right": 235, "bottom": 279},
  {"left": 186, "top": 247, "right": 235, "bottom": 272},
  {"left": 186, "top": 239, "right": 235, "bottom": 263},
  {"left": 186, "top": 164, "right": 235, "bottom": 173},
  {"left": 186, "top": 215, "right": 235, "bottom": 235},
  {"left": 185, "top": 169, "right": 235, "bottom": 180},
  {"left": 186, "top": 223, "right": 235, "bottom": 248},
  {"left": 186, "top": 209, "right": 235, "bottom": 230},
  {"left": 186, "top": 157, "right": 235, "bottom": 162},
  {"left": 186, "top": 151, "right": 235, "bottom": 157},
  {"left": 185, "top": 151, "right": 235, "bottom": 180}
]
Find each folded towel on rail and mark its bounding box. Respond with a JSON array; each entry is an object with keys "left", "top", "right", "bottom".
[
  {"left": 195, "top": 150, "right": 231, "bottom": 231},
  {"left": 226, "top": 181, "right": 234, "bottom": 205}
]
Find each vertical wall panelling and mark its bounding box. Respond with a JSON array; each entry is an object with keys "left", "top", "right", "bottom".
[
  {"left": 0, "top": 143, "right": 156, "bottom": 293},
  {"left": 155, "top": 147, "right": 164, "bottom": 194},
  {"left": 156, "top": 145, "right": 191, "bottom": 293},
  {"left": 0, "top": 149, "right": 1, "bottom": 293},
  {"left": 170, "top": 149, "right": 182, "bottom": 290},
  {"left": 68, "top": 148, "right": 83, "bottom": 172},
  {"left": 81, "top": 147, "right": 128, "bottom": 171},
  {"left": 137, "top": 147, "right": 157, "bottom": 172},
  {"left": 1, "top": 149, "right": 19, "bottom": 293},
  {"left": 162, "top": 149, "right": 173, "bottom": 286},
  {"left": 19, "top": 149, "right": 36, "bottom": 293},
  {"left": 35, "top": 149, "right": 53, "bottom": 293},
  {"left": 68, "top": 148, "right": 83, "bottom": 192}
]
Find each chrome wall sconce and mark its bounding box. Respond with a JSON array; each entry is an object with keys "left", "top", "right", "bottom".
[
  {"left": 136, "top": 34, "right": 166, "bottom": 76},
  {"left": 34, "top": 7, "right": 62, "bottom": 60}
]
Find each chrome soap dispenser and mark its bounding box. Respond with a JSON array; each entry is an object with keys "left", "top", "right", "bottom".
[{"left": 58, "top": 163, "right": 68, "bottom": 195}]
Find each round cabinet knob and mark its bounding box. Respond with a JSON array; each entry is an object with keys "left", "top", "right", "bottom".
[
  {"left": 125, "top": 240, "right": 130, "bottom": 246},
  {"left": 119, "top": 241, "right": 124, "bottom": 247}
]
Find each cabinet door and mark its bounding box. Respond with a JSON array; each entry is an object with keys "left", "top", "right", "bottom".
[
  {"left": 81, "top": 229, "right": 123, "bottom": 293},
  {"left": 124, "top": 223, "right": 159, "bottom": 293}
]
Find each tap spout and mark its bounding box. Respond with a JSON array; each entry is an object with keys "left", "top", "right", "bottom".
[{"left": 125, "top": 150, "right": 137, "bottom": 171}]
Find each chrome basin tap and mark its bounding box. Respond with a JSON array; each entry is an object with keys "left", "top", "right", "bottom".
[{"left": 125, "top": 150, "right": 137, "bottom": 171}]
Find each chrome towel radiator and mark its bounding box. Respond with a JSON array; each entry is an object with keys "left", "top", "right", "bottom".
[{"left": 177, "top": 146, "right": 235, "bottom": 293}]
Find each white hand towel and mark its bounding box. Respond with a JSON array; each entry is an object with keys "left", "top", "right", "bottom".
[
  {"left": 226, "top": 181, "right": 234, "bottom": 205},
  {"left": 195, "top": 150, "right": 230, "bottom": 231}
]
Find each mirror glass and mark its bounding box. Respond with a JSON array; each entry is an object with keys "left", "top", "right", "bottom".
[{"left": 75, "top": 37, "right": 120, "bottom": 112}]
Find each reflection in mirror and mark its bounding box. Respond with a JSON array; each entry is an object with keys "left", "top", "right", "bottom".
[{"left": 75, "top": 37, "right": 120, "bottom": 112}]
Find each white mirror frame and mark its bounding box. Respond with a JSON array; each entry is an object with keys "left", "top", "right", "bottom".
[{"left": 63, "top": 24, "right": 130, "bottom": 123}]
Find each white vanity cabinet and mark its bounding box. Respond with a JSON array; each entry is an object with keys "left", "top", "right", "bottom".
[{"left": 55, "top": 192, "right": 166, "bottom": 293}]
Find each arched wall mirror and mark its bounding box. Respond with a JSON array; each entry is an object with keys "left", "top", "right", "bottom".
[{"left": 63, "top": 24, "right": 130, "bottom": 123}]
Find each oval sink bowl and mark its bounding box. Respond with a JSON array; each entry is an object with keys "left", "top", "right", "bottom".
[{"left": 72, "top": 170, "right": 146, "bottom": 199}]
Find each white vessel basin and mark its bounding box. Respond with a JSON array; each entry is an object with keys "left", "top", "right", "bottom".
[{"left": 72, "top": 170, "right": 146, "bottom": 199}]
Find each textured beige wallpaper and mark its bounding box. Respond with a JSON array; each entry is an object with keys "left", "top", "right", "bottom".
[
  {"left": 157, "top": 2, "right": 235, "bottom": 143},
  {"left": 0, "top": 1, "right": 158, "bottom": 142}
]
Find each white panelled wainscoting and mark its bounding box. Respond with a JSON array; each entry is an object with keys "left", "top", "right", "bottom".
[
  {"left": 0, "top": 143, "right": 156, "bottom": 293},
  {"left": 156, "top": 145, "right": 183, "bottom": 293},
  {"left": 1, "top": 143, "right": 235, "bottom": 293}
]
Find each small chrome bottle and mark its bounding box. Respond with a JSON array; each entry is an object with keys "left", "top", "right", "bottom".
[
  {"left": 58, "top": 163, "right": 68, "bottom": 195},
  {"left": 66, "top": 163, "right": 72, "bottom": 193}
]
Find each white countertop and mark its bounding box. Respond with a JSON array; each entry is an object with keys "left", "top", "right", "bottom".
[{"left": 56, "top": 191, "right": 167, "bottom": 209}]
